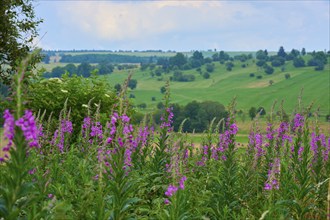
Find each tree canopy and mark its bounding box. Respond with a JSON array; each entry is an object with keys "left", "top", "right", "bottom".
[{"left": 0, "top": 0, "right": 43, "bottom": 85}]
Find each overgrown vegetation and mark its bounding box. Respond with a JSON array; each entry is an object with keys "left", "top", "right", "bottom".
[{"left": 0, "top": 58, "right": 329, "bottom": 219}]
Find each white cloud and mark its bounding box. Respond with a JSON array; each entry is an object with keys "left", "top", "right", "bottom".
[{"left": 57, "top": 1, "right": 257, "bottom": 42}]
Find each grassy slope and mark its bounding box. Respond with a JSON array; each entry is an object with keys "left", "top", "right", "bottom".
[{"left": 101, "top": 58, "right": 329, "bottom": 117}]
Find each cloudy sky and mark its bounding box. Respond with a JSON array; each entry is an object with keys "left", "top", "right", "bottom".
[{"left": 34, "top": 0, "right": 329, "bottom": 52}]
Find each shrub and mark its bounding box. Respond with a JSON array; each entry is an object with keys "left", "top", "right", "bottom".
[{"left": 249, "top": 73, "right": 255, "bottom": 77}]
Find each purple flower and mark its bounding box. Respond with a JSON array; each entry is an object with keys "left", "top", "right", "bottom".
[
  {"left": 48, "top": 194, "right": 54, "bottom": 199},
  {"left": 15, "top": 110, "right": 39, "bottom": 148},
  {"left": 2, "top": 110, "right": 15, "bottom": 155},
  {"left": 179, "top": 176, "right": 187, "bottom": 189},
  {"left": 165, "top": 184, "right": 178, "bottom": 197},
  {"left": 121, "top": 115, "right": 130, "bottom": 123},
  {"left": 29, "top": 168, "right": 36, "bottom": 175},
  {"left": 293, "top": 113, "right": 304, "bottom": 132},
  {"left": 90, "top": 122, "right": 103, "bottom": 139},
  {"left": 264, "top": 158, "right": 281, "bottom": 191},
  {"left": 164, "top": 198, "right": 170, "bottom": 205}
]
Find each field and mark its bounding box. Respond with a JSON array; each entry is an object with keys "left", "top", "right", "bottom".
[
  {"left": 1, "top": 52, "right": 330, "bottom": 219},
  {"left": 91, "top": 57, "right": 329, "bottom": 118}
]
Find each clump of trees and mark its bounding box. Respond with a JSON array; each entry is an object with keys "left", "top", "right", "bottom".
[
  {"left": 44, "top": 62, "right": 114, "bottom": 78},
  {"left": 154, "top": 100, "right": 228, "bottom": 132}
]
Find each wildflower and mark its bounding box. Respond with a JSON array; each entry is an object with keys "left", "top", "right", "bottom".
[
  {"left": 15, "top": 110, "right": 39, "bottom": 148},
  {"left": 179, "top": 176, "right": 187, "bottom": 189},
  {"left": 165, "top": 184, "right": 178, "bottom": 197},
  {"left": 164, "top": 198, "right": 170, "bottom": 205},
  {"left": 2, "top": 109, "right": 15, "bottom": 152},
  {"left": 264, "top": 158, "right": 280, "bottom": 190},
  {"left": 293, "top": 113, "right": 304, "bottom": 132}
]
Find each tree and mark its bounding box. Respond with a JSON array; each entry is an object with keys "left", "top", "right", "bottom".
[
  {"left": 293, "top": 57, "right": 305, "bottom": 67},
  {"left": 277, "top": 46, "right": 287, "bottom": 58},
  {"left": 64, "top": 63, "right": 77, "bottom": 76},
  {"left": 77, "top": 62, "right": 92, "bottom": 77},
  {"left": 128, "top": 79, "right": 137, "bottom": 90},
  {"left": 264, "top": 64, "right": 274, "bottom": 74},
  {"left": 98, "top": 62, "right": 114, "bottom": 75},
  {"left": 249, "top": 107, "right": 257, "bottom": 120},
  {"left": 51, "top": 66, "right": 65, "bottom": 78},
  {"left": 114, "top": 83, "right": 121, "bottom": 93},
  {"left": 256, "top": 50, "right": 268, "bottom": 61},
  {"left": 0, "top": 0, "right": 43, "bottom": 85},
  {"left": 43, "top": 54, "right": 50, "bottom": 64},
  {"left": 225, "top": 62, "right": 234, "bottom": 71},
  {"left": 285, "top": 73, "right": 291, "bottom": 79},
  {"left": 269, "top": 80, "right": 274, "bottom": 86},
  {"left": 203, "top": 72, "right": 210, "bottom": 79},
  {"left": 206, "top": 63, "right": 215, "bottom": 73},
  {"left": 169, "top": 53, "right": 187, "bottom": 68},
  {"left": 301, "top": 48, "right": 306, "bottom": 56},
  {"left": 160, "top": 86, "right": 166, "bottom": 94}
]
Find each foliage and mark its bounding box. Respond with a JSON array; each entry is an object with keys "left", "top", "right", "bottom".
[
  {"left": 60, "top": 53, "right": 154, "bottom": 64},
  {"left": 293, "top": 56, "right": 306, "bottom": 67},
  {"left": 249, "top": 107, "right": 257, "bottom": 120},
  {"left": 171, "top": 71, "right": 195, "bottom": 82},
  {"left": 0, "top": 0, "right": 43, "bottom": 85},
  {"left": 285, "top": 73, "right": 291, "bottom": 79},
  {"left": 128, "top": 79, "right": 138, "bottom": 90},
  {"left": 25, "top": 73, "right": 118, "bottom": 139},
  {"left": 1, "top": 63, "right": 329, "bottom": 219}
]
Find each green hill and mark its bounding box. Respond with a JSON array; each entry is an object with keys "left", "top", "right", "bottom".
[{"left": 101, "top": 58, "right": 329, "bottom": 117}]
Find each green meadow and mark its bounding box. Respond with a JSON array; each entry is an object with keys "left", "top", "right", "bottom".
[{"left": 93, "top": 57, "right": 329, "bottom": 118}]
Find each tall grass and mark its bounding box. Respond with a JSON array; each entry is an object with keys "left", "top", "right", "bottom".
[{"left": 0, "top": 58, "right": 329, "bottom": 219}]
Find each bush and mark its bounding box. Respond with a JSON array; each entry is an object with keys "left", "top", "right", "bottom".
[
  {"left": 249, "top": 73, "right": 255, "bottom": 77},
  {"left": 129, "top": 94, "right": 135, "bottom": 98},
  {"left": 203, "top": 72, "right": 210, "bottom": 79},
  {"left": 285, "top": 73, "right": 291, "bottom": 79},
  {"left": 256, "top": 75, "right": 263, "bottom": 79},
  {"left": 26, "top": 73, "right": 118, "bottom": 138}
]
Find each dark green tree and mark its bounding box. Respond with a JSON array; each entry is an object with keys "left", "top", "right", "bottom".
[
  {"left": 42, "top": 54, "right": 50, "bottom": 64},
  {"left": 51, "top": 66, "right": 65, "bottom": 78},
  {"left": 206, "top": 63, "right": 215, "bottom": 73},
  {"left": 249, "top": 107, "right": 257, "bottom": 120},
  {"left": 114, "top": 83, "right": 121, "bottom": 93},
  {"left": 277, "top": 46, "right": 287, "bottom": 58},
  {"left": 128, "top": 79, "right": 137, "bottom": 90},
  {"left": 98, "top": 62, "right": 114, "bottom": 75},
  {"left": 0, "top": 0, "right": 43, "bottom": 85},
  {"left": 256, "top": 50, "right": 268, "bottom": 61},
  {"left": 77, "top": 62, "right": 92, "bottom": 77},
  {"left": 203, "top": 72, "right": 210, "bottom": 79},
  {"left": 293, "top": 57, "right": 305, "bottom": 67},
  {"left": 160, "top": 86, "right": 166, "bottom": 94},
  {"left": 264, "top": 64, "right": 274, "bottom": 74},
  {"left": 169, "top": 52, "right": 187, "bottom": 68},
  {"left": 301, "top": 48, "right": 306, "bottom": 56},
  {"left": 64, "top": 63, "right": 77, "bottom": 76}
]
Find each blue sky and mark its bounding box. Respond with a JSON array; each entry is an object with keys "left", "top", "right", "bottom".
[{"left": 34, "top": 0, "right": 330, "bottom": 52}]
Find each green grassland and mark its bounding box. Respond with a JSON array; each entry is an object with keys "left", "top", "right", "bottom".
[{"left": 98, "top": 58, "right": 329, "bottom": 118}]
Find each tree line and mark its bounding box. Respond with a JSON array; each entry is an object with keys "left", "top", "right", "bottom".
[
  {"left": 59, "top": 54, "right": 156, "bottom": 64},
  {"left": 152, "top": 100, "right": 228, "bottom": 133}
]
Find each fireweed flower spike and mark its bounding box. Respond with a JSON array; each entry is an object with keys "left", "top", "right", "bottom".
[
  {"left": 1, "top": 109, "right": 40, "bottom": 162},
  {"left": 165, "top": 184, "right": 178, "bottom": 197},
  {"left": 2, "top": 110, "right": 15, "bottom": 160}
]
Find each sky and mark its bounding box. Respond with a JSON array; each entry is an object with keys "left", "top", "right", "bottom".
[{"left": 34, "top": 0, "right": 330, "bottom": 52}]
